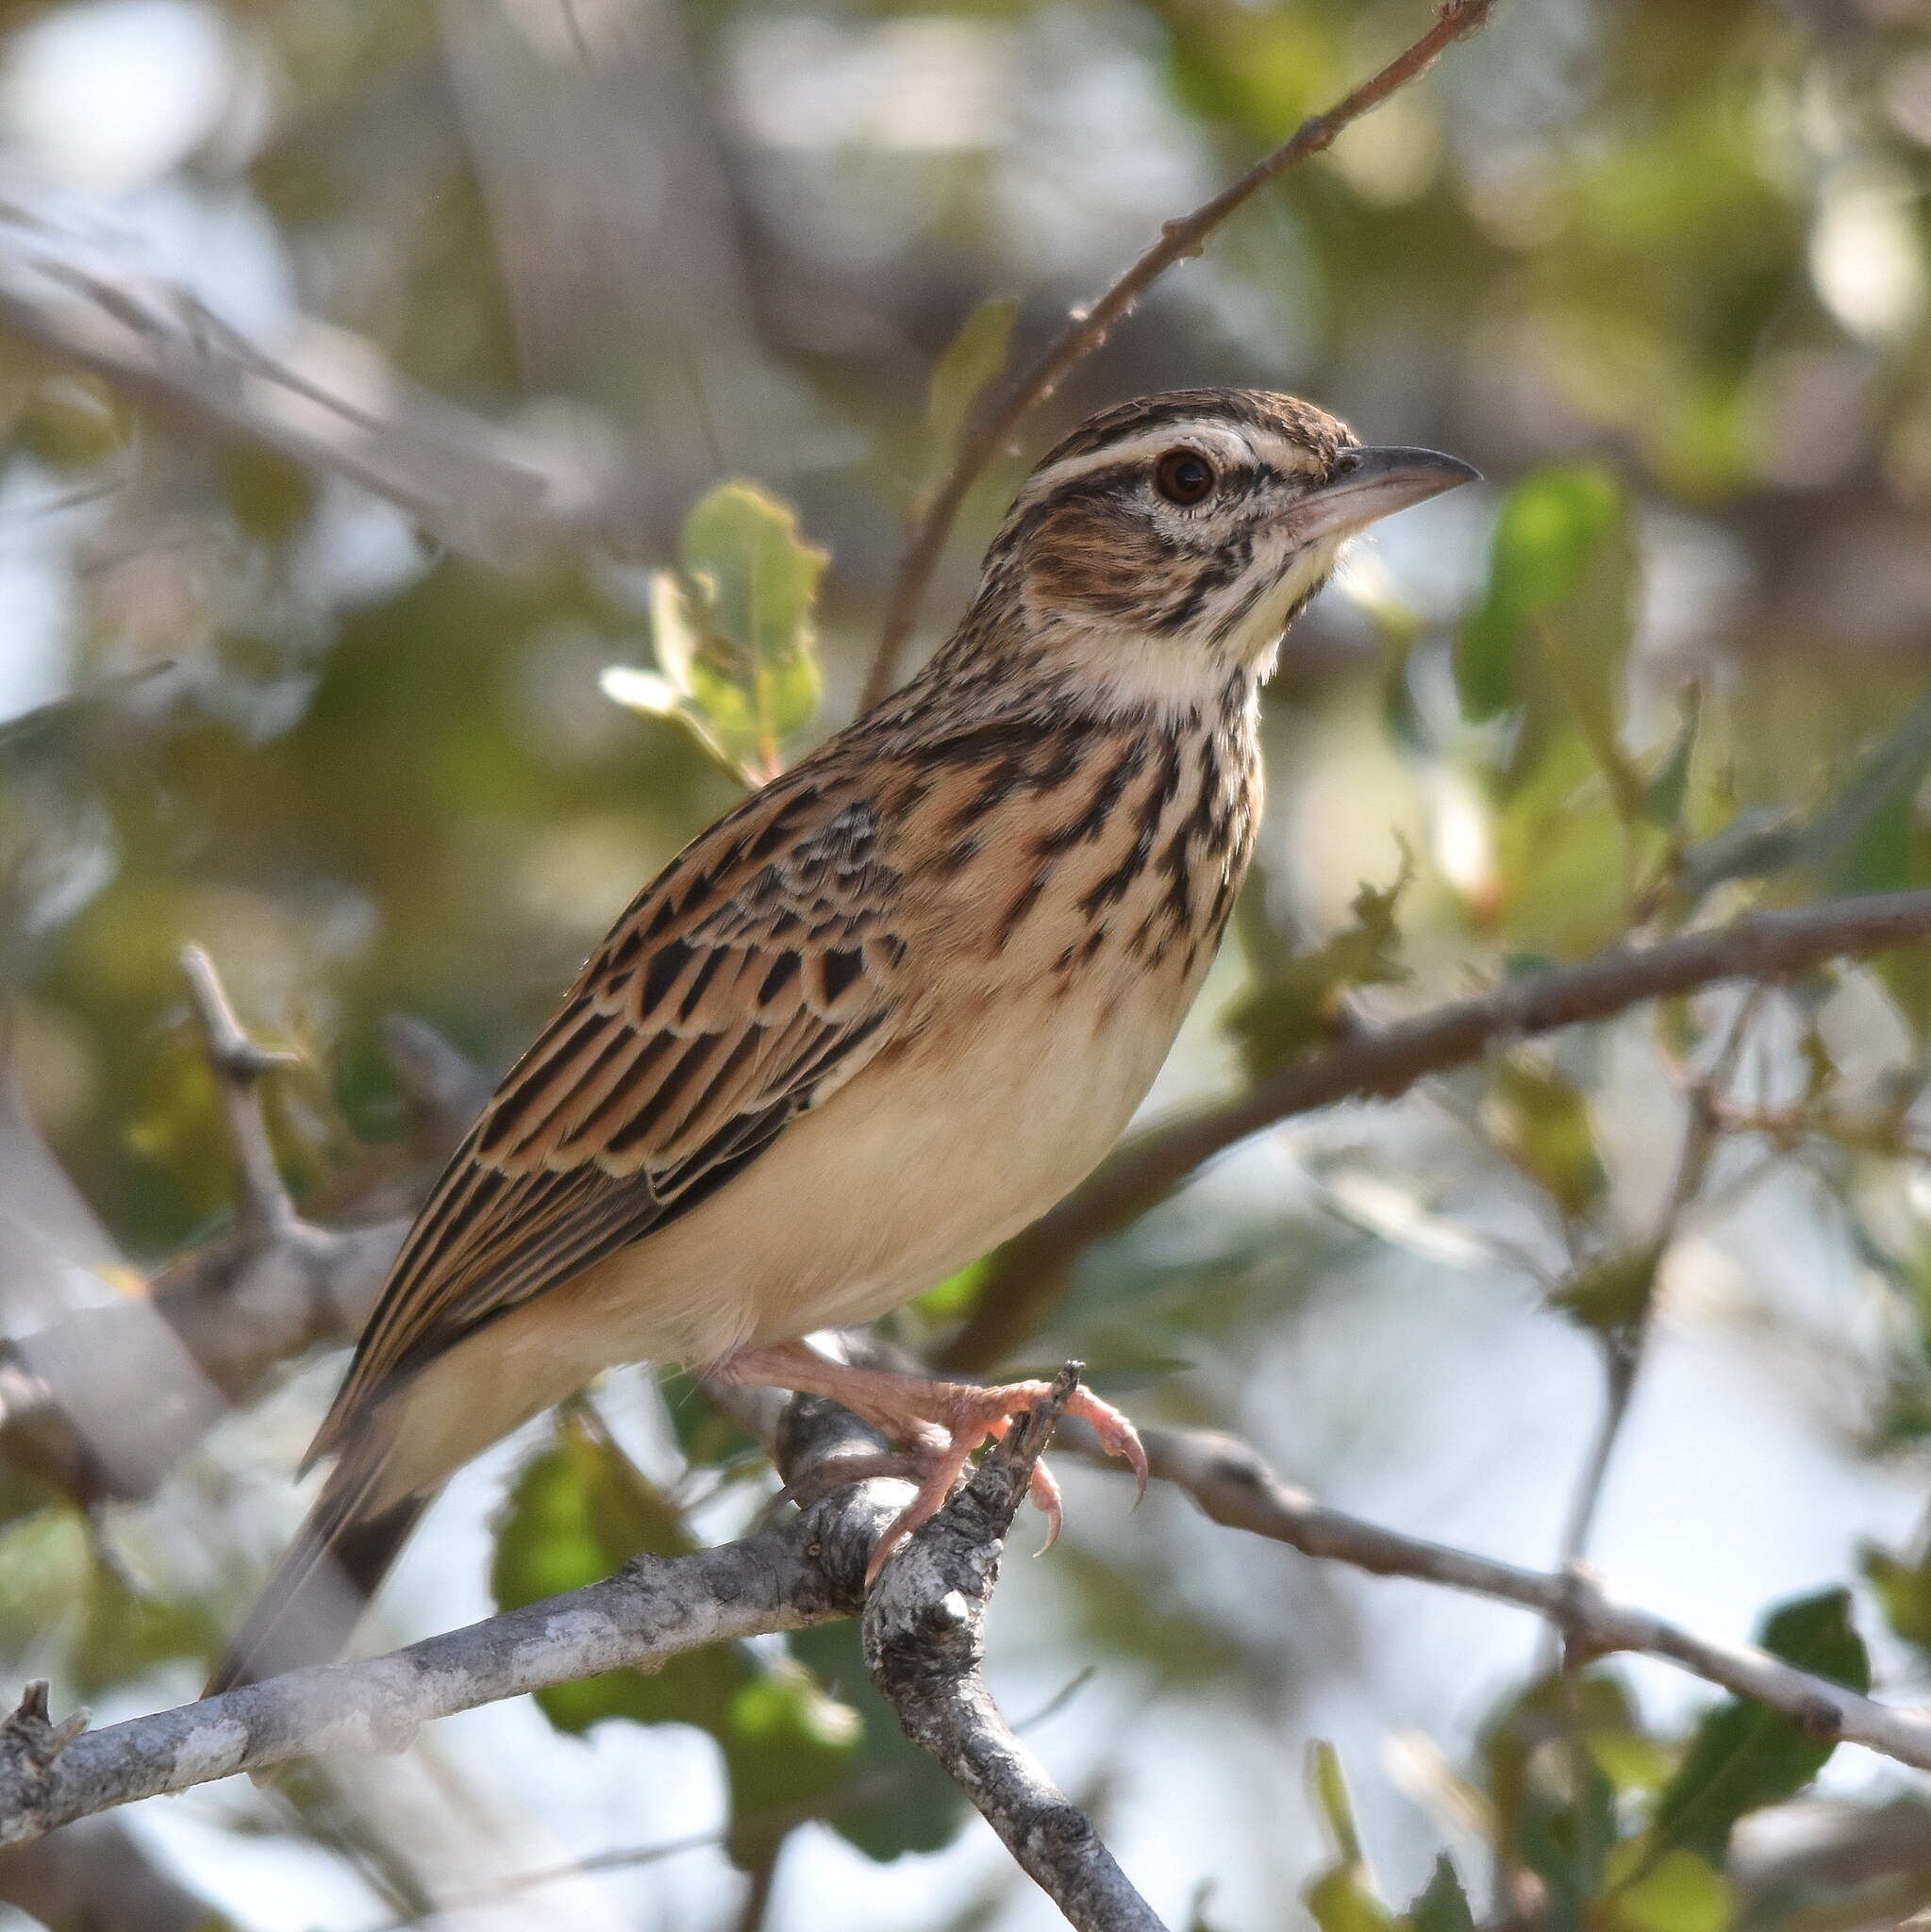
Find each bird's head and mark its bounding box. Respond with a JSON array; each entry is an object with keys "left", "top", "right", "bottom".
[{"left": 950, "top": 389, "right": 1476, "bottom": 715}]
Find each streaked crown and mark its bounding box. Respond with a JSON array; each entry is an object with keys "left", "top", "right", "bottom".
[{"left": 944, "top": 388, "right": 1474, "bottom": 702}]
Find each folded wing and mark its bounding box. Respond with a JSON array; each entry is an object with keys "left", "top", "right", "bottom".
[{"left": 308, "top": 778, "right": 905, "bottom": 1466}]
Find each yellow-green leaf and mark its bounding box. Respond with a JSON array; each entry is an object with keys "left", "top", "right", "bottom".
[{"left": 1613, "top": 1850, "right": 1731, "bottom": 1932}]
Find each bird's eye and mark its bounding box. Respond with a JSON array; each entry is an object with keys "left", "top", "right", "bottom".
[{"left": 1154, "top": 450, "right": 1216, "bottom": 507}]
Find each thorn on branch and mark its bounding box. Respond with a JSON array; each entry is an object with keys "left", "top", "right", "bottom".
[
  {"left": 0, "top": 1682, "right": 90, "bottom": 1833},
  {"left": 179, "top": 945, "right": 300, "bottom": 1239}
]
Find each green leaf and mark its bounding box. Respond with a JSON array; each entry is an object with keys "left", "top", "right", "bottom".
[
  {"left": 1652, "top": 1588, "right": 1870, "bottom": 1859},
  {"left": 1459, "top": 466, "right": 1629, "bottom": 727},
  {"left": 911, "top": 1257, "right": 990, "bottom": 1324},
  {"left": 1224, "top": 859, "right": 1410, "bottom": 1076},
  {"left": 1553, "top": 1242, "right": 1663, "bottom": 1341},
  {"left": 788, "top": 1619, "right": 970, "bottom": 1861},
  {"left": 1479, "top": 1670, "right": 1633, "bottom": 1928},
  {"left": 609, "top": 480, "right": 828, "bottom": 785},
  {"left": 1611, "top": 1848, "right": 1731, "bottom": 1932},
  {"left": 1862, "top": 1541, "right": 1931, "bottom": 1657},
  {"left": 921, "top": 295, "right": 1019, "bottom": 498},
  {"left": 1306, "top": 1742, "right": 1395, "bottom": 1932},
  {"left": 491, "top": 1415, "right": 858, "bottom": 1866},
  {"left": 1401, "top": 1857, "right": 1477, "bottom": 1932},
  {"left": 1485, "top": 1057, "right": 1608, "bottom": 1221},
  {"left": 1641, "top": 690, "right": 1701, "bottom": 831}
]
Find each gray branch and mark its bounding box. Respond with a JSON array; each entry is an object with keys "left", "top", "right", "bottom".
[
  {"left": 13, "top": 929, "right": 1931, "bottom": 1912},
  {"left": 0, "top": 1381, "right": 1173, "bottom": 1932},
  {"left": 0, "top": 1399, "right": 901, "bottom": 1849},
  {"left": 1080, "top": 1424, "right": 1931, "bottom": 1774},
  {"left": 0, "top": 216, "right": 619, "bottom": 559},
  {"left": 863, "top": 1368, "right": 1169, "bottom": 1932}
]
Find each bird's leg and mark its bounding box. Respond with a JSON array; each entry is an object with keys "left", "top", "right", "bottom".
[{"left": 710, "top": 1339, "right": 1146, "bottom": 1583}]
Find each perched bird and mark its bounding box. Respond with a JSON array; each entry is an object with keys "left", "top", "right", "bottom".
[{"left": 210, "top": 388, "right": 1474, "bottom": 1691}]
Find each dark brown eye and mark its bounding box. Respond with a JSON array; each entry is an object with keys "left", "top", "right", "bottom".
[{"left": 1154, "top": 449, "right": 1215, "bottom": 507}]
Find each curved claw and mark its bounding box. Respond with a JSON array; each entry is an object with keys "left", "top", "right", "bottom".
[
  {"left": 1064, "top": 1388, "right": 1149, "bottom": 1506},
  {"left": 1029, "top": 1457, "right": 1064, "bottom": 1555}
]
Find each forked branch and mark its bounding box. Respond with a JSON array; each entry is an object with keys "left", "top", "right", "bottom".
[{"left": 864, "top": 1368, "right": 1168, "bottom": 1931}]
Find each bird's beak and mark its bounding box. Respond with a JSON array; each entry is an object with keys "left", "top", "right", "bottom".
[{"left": 1282, "top": 445, "right": 1481, "bottom": 544}]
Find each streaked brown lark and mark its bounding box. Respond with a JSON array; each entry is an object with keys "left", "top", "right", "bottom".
[{"left": 212, "top": 388, "right": 1475, "bottom": 1690}]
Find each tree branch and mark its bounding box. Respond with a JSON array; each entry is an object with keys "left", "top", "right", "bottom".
[
  {"left": 14, "top": 1397, "right": 1931, "bottom": 1875},
  {"left": 1082, "top": 1424, "right": 1931, "bottom": 1774},
  {"left": 859, "top": 0, "right": 1498, "bottom": 708},
  {"left": 0, "top": 1397, "right": 905, "bottom": 1849},
  {"left": 0, "top": 219, "right": 612, "bottom": 560},
  {"left": 0, "top": 949, "right": 466, "bottom": 1505},
  {"left": 0, "top": 1375, "right": 1170, "bottom": 1932},
  {"left": 864, "top": 1367, "right": 1168, "bottom": 1932},
  {"left": 944, "top": 887, "right": 1931, "bottom": 1370}
]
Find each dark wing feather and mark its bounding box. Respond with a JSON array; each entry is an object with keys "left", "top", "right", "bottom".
[{"left": 308, "top": 782, "right": 902, "bottom": 1465}]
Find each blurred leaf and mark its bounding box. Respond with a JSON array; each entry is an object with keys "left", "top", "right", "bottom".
[
  {"left": 609, "top": 480, "right": 828, "bottom": 786},
  {"left": 1860, "top": 1539, "right": 1931, "bottom": 1658},
  {"left": 491, "top": 1415, "right": 857, "bottom": 1866},
  {"left": 1481, "top": 1670, "right": 1632, "bottom": 1928},
  {"left": 921, "top": 295, "right": 1019, "bottom": 498},
  {"left": 912, "top": 1257, "right": 990, "bottom": 1324},
  {"left": 75, "top": 1549, "right": 213, "bottom": 1694},
  {"left": 788, "top": 1619, "right": 970, "bottom": 1861},
  {"left": 1458, "top": 466, "right": 1629, "bottom": 730},
  {"left": 1400, "top": 1857, "right": 1476, "bottom": 1932},
  {"left": 1225, "top": 859, "right": 1410, "bottom": 1076},
  {"left": 1485, "top": 1056, "right": 1607, "bottom": 1221},
  {"left": 653, "top": 1367, "right": 761, "bottom": 1472},
  {"left": 1652, "top": 1588, "right": 1869, "bottom": 1860},
  {"left": 599, "top": 662, "right": 740, "bottom": 783},
  {"left": 1609, "top": 1847, "right": 1731, "bottom": 1932},
  {"left": 1306, "top": 1741, "right": 1395, "bottom": 1932},
  {"left": 1552, "top": 1242, "right": 1663, "bottom": 1341},
  {"left": 1671, "top": 688, "right": 1931, "bottom": 910},
  {"left": 1641, "top": 690, "right": 1701, "bottom": 832},
  {"left": 1052, "top": 1544, "right": 1241, "bottom": 1685}
]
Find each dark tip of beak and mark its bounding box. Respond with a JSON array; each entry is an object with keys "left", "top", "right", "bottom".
[
  {"left": 1286, "top": 443, "right": 1481, "bottom": 543},
  {"left": 1330, "top": 445, "right": 1483, "bottom": 492}
]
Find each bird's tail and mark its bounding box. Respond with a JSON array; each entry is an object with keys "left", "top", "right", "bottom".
[{"left": 206, "top": 1443, "right": 433, "bottom": 1697}]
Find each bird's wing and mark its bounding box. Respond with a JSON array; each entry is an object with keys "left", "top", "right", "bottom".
[{"left": 308, "top": 778, "right": 905, "bottom": 1463}]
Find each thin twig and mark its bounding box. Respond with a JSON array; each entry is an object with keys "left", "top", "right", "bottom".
[
  {"left": 1553, "top": 989, "right": 1766, "bottom": 1577},
  {"left": 859, "top": 0, "right": 1498, "bottom": 707},
  {"left": 944, "top": 888, "right": 1931, "bottom": 1371},
  {"left": 1082, "top": 1424, "right": 1931, "bottom": 1772},
  {"left": 0, "top": 230, "right": 595, "bottom": 559},
  {"left": 179, "top": 945, "right": 300, "bottom": 1241}
]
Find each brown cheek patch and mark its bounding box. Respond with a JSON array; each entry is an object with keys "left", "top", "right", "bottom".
[{"left": 1027, "top": 504, "right": 1186, "bottom": 620}]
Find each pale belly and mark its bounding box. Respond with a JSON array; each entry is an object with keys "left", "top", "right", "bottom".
[
  {"left": 371, "top": 966, "right": 1193, "bottom": 1507},
  {"left": 580, "top": 965, "right": 1191, "bottom": 1362}
]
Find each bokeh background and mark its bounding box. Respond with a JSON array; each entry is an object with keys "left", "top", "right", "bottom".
[{"left": 6, "top": 0, "right": 1931, "bottom": 1926}]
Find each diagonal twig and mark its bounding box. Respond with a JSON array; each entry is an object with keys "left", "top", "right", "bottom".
[
  {"left": 1074, "top": 1423, "right": 1931, "bottom": 1772},
  {"left": 860, "top": 0, "right": 1499, "bottom": 707}
]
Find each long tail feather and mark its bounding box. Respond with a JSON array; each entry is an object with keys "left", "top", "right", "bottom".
[{"left": 207, "top": 1453, "right": 433, "bottom": 1697}]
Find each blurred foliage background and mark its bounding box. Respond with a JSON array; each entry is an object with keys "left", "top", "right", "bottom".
[{"left": 8, "top": 0, "right": 1931, "bottom": 1926}]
